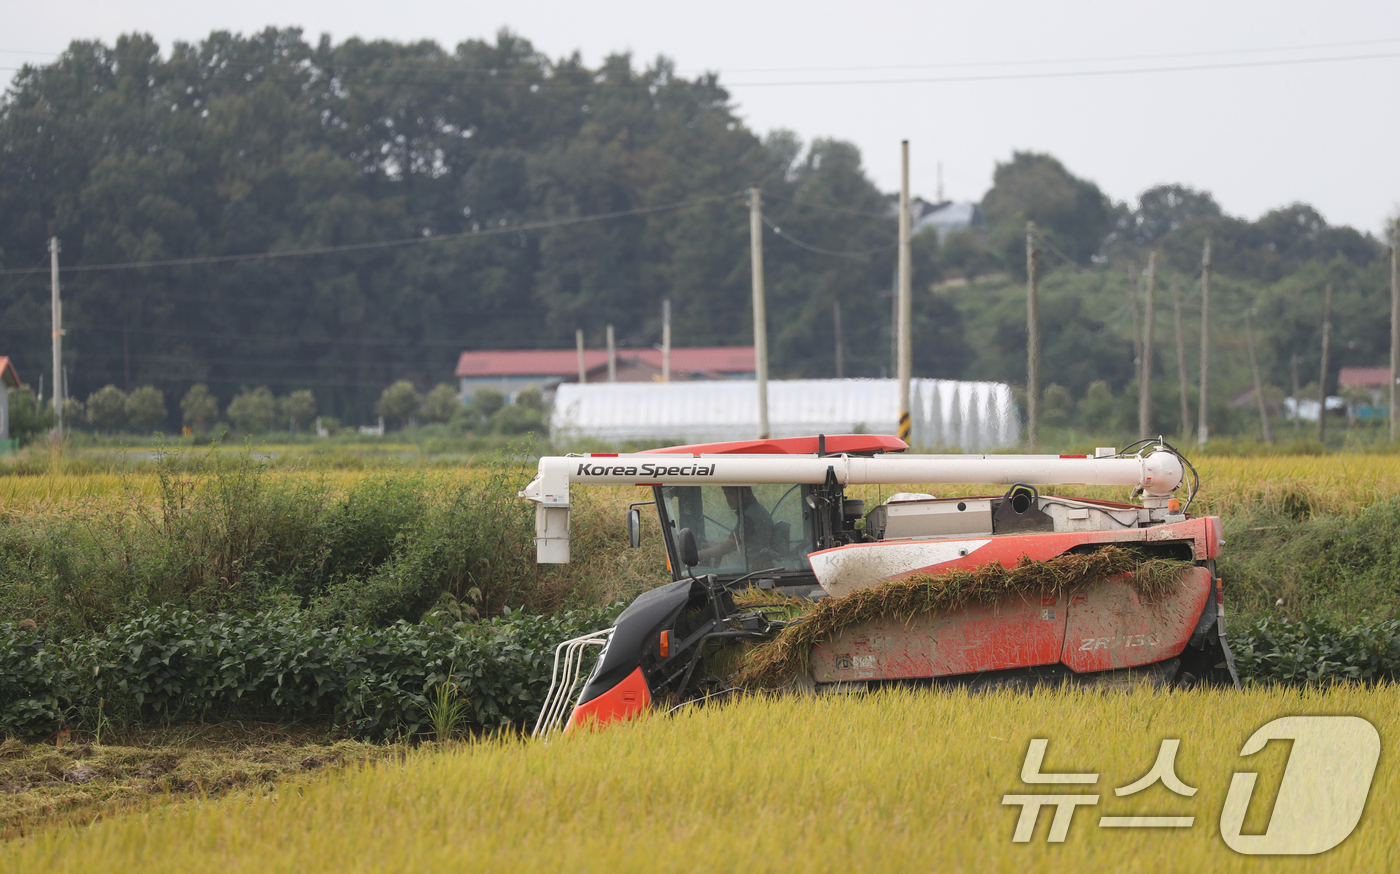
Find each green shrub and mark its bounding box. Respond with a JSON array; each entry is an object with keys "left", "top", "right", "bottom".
[
  {"left": 86, "top": 385, "right": 127, "bottom": 434},
  {"left": 6, "top": 386, "right": 53, "bottom": 445},
  {"left": 0, "top": 449, "right": 547, "bottom": 635},
  {"left": 1231, "top": 617, "right": 1400, "bottom": 685},
  {"left": 420, "top": 384, "right": 461, "bottom": 425},
  {"left": 0, "top": 603, "right": 623, "bottom": 740},
  {"left": 227, "top": 386, "right": 277, "bottom": 433},
  {"left": 1219, "top": 497, "right": 1400, "bottom": 622}
]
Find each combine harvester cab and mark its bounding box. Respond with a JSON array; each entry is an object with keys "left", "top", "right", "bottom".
[{"left": 524, "top": 435, "right": 1239, "bottom": 734}]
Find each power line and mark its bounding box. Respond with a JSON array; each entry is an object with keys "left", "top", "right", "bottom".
[
  {"left": 704, "top": 36, "right": 1400, "bottom": 74},
  {"left": 723, "top": 50, "right": 1400, "bottom": 88},
  {"left": 0, "top": 192, "right": 742, "bottom": 276},
  {"left": 5, "top": 34, "right": 1397, "bottom": 76},
  {"left": 3, "top": 46, "right": 1398, "bottom": 86},
  {"left": 760, "top": 215, "right": 896, "bottom": 258},
  {"left": 759, "top": 192, "right": 895, "bottom": 221},
  {"left": 63, "top": 366, "right": 415, "bottom": 389},
  {"left": 72, "top": 323, "right": 476, "bottom": 347}
]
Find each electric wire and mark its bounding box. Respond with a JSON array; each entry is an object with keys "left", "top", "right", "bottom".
[
  {"left": 8, "top": 35, "right": 1400, "bottom": 71},
  {"left": 2, "top": 46, "right": 1400, "bottom": 84},
  {"left": 760, "top": 214, "right": 896, "bottom": 258},
  {"left": 0, "top": 192, "right": 744, "bottom": 276},
  {"left": 721, "top": 50, "right": 1400, "bottom": 87},
  {"left": 710, "top": 36, "right": 1400, "bottom": 74},
  {"left": 757, "top": 192, "right": 895, "bottom": 221}
]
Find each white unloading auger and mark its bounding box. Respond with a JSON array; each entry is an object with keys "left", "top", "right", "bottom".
[{"left": 519, "top": 444, "right": 1189, "bottom": 563}]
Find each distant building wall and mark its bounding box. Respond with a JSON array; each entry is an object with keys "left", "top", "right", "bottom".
[{"left": 0, "top": 356, "right": 18, "bottom": 444}]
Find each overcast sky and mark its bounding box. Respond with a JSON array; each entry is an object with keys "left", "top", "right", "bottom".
[{"left": 5, "top": 0, "right": 1399, "bottom": 234}]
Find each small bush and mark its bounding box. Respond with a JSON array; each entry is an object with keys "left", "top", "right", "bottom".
[
  {"left": 227, "top": 387, "right": 277, "bottom": 433},
  {"left": 86, "top": 385, "right": 127, "bottom": 434},
  {"left": 0, "top": 603, "right": 623, "bottom": 740},
  {"left": 420, "top": 384, "right": 461, "bottom": 425},
  {"left": 1231, "top": 617, "right": 1400, "bottom": 685},
  {"left": 181, "top": 383, "right": 219, "bottom": 431},
  {"left": 376, "top": 381, "right": 422, "bottom": 428},
  {"left": 125, "top": 386, "right": 167, "bottom": 433},
  {"left": 0, "top": 449, "right": 551, "bottom": 636},
  {"left": 6, "top": 386, "right": 53, "bottom": 445}
]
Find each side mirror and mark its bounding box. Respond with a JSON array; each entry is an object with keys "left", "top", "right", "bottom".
[
  {"left": 626, "top": 508, "right": 642, "bottom": 549},
  {"left": 677, "top": 527, "right": 699, "bottom": 569}
]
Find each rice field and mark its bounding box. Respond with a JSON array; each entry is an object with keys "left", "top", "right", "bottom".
[
  {"left": 3, "top": 685, "right": 1397, "bottom": 872},
  {"left": 4, "top": 452, "right": 1399, "bottom": 517}
]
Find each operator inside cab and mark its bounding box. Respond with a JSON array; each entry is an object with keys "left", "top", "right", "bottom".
[{"left": 697, "top": 486, "right": 775, "bottom": 563}]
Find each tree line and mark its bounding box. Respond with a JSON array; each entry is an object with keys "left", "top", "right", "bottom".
[
  {"left": 6, "top": 379, "right": 542, "bottom": 443},
  {"left": 0, "top": 28, "right": 1388, "bottom": 436}
]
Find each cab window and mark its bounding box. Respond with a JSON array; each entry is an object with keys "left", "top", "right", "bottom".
[{"left": 661, "top": 484, "right": 813, "bottom": 574}]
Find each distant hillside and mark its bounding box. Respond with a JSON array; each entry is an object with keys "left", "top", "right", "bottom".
[{"left": 0, "top": 29, "right": 1387, "bottom": 430}]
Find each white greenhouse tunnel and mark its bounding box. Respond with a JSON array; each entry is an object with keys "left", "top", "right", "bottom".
[{"left": 549, "top": 379, "right": 1021, "bottom": 450}]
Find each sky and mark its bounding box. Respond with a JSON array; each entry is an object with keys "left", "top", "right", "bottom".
[{"left": 4, "top": 0, "right": 1399, "bottom": 234}]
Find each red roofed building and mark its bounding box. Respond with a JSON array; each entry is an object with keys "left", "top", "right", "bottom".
[
  {"left": 0, "top": 356, "right": 21, "bottom": 444},
  {"left": 455, "top": 346, "right": 755, "bottom": 401},
  {"left": 1338, "top": 367, "right": 1393, "bottom": 391},
  {"left": 1338, "top": 366, "right": 1395, "bottom": 417}
]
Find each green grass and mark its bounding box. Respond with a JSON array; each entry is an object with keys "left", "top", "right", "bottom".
[{"left": 1219, "top": 497, "right": 1400, "bottom": 625}]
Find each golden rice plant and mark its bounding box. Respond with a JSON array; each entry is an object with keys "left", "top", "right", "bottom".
[{"left": 6, "top": 685, "right": 1397, "bottom": 872}]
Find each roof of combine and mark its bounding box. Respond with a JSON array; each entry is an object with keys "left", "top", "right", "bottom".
[{"left": 638, "top": 434, "right": 907, "bottom": 456}]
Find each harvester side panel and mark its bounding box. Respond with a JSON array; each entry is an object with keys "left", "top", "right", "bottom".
[
  {"left": 806, "top": 571, "right": 1213, "bottom": 684},
  {"left": 809, "top": 593, "right": 1069, "bottom": 682},
  {"left": 1060, "top": 568, "right": 1213, "bottom": 672}
]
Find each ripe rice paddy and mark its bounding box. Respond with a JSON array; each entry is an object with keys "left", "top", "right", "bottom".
[
  {"left": 4, "top": 450, "right": 1400, "bottom": 867},
  {"left": 3, "top": 685, "right": 1397, "bottom": 872},
  {"left": 5, "top": 452, "right": 1400, "bottom": 517}
]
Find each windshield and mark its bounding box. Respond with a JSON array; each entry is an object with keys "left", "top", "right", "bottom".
[{"left": 660, "top": 484, "right": 815, "bottom": 575}]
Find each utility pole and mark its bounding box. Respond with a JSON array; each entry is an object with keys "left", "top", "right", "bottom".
[
  {"left": 897, "top": 140, "right": 913, "bottom": 445},
  {"left": 1291, "top": 354, "right": 1301, "bottom": 431},
  {"left": 749, "top": 187, "right": 770, "bottom": 439},
  {"left": 1319, "top": 284, "right": 1332, "bottom": 445},
  {"left": 1245, "top": 310, "right": 1273, "bottom": 443},
  {"left": 889, "top": 272, "right": 897, "bottom": 378},
  {"left": 576, "top": 329, "right": 586, "bottom": 384},
  {"left": 1025, "top": 221, "right": 1040, "bottom": 449},
  {"left": 1173, "top": 281, "right": 1191, "bottom": 438},
  {"left": 606, "top": 324, "right": 616, "bottom": 383},
  {"left": 1130, "top": 266, "right": 1142, "bottom": 391},
  {"left": 1391, "top": 220, "right": 1398, "bottom": 442},
  {"left": 1139, "top": 251, "right": 1157, "bottom": 437},
  {"left": 1197, "top": 238, "right": 1212, "bottom": 446},
  {"left": 661, "top": 299, "right": 672, "bottom": 382},
  {"left": 49, "top": 236, "right": 63, "bottom": 438},
  {"left": 833, "top": 300, "right": 844, "bottom": 379}
]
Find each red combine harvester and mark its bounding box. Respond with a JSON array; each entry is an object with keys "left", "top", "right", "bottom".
[{"left": 523, "top": 435, "right": 1238, "bottom": 735}]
